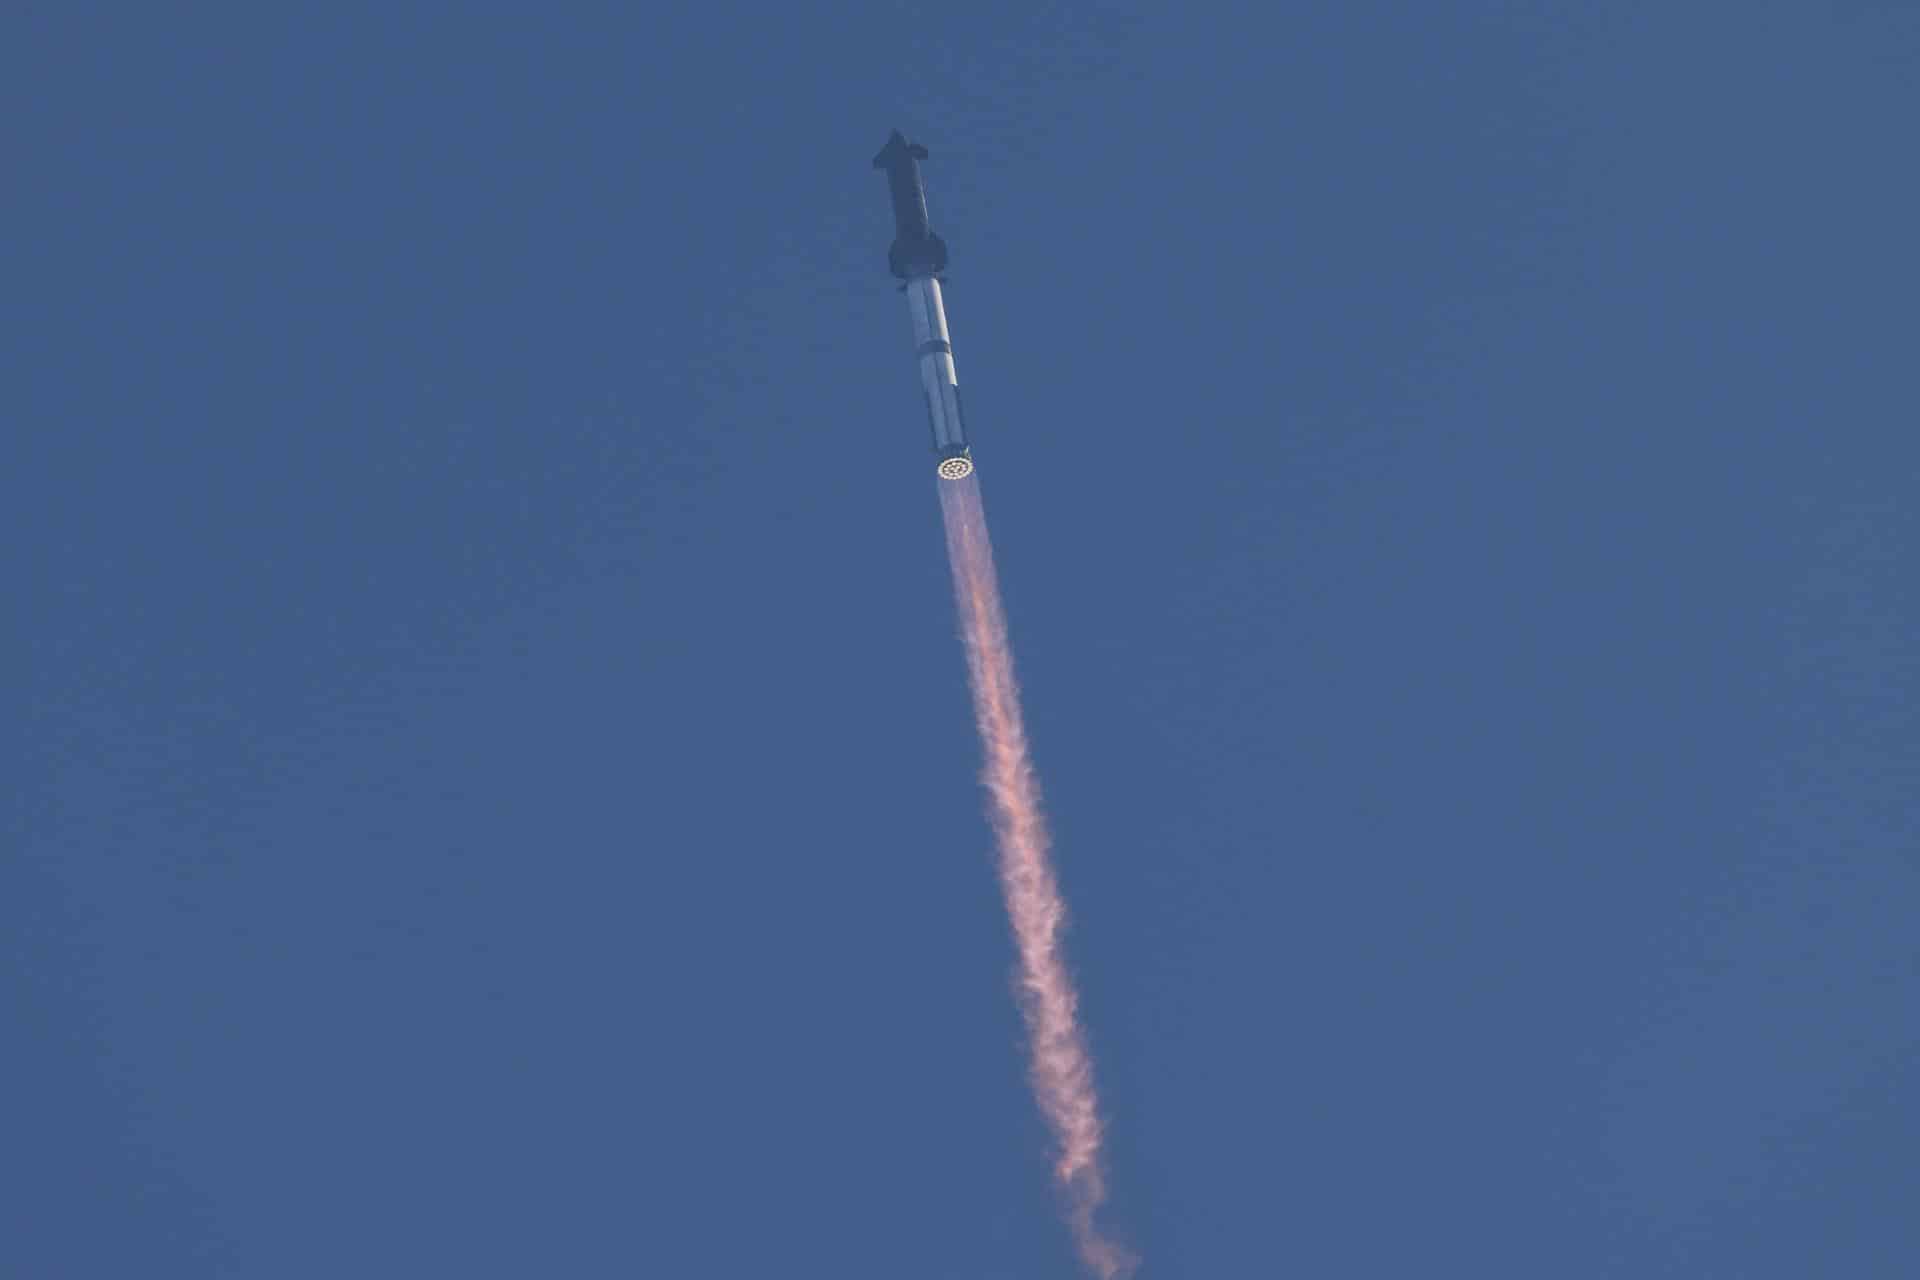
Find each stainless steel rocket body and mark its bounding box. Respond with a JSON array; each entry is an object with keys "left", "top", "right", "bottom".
[
  {"left": 905, "top": 276, "right": 972, "bottom": 479},
  {"left": 874, "top": 130, "right": 974, "bottom": 480}
]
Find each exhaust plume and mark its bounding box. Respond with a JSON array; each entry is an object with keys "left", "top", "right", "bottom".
[{"left": 938, "top": 474, "right": 1136, "bottom": 1280}]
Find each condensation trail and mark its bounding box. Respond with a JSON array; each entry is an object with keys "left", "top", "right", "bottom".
[{"left": 938, "top": 473, "right": 1137, "bottom": 1280}]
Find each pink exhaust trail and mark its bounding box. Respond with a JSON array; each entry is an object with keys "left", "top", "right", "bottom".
[{"left": 938, "top": 473, "right": 1137, "bottom": 1280}]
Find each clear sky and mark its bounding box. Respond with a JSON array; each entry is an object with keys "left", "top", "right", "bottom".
[{"left": 11, "top": 4, "right": 1918, "bottom": 1276}]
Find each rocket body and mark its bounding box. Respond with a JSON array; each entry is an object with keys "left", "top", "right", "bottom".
[
  {"left": 874, "top": 130, "right": 973, "bottom": 480},
  {"left": 906, "top": 276, "right": 971, "bottom": 480}
]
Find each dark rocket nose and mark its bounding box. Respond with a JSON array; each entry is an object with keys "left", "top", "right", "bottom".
[{"left": 874, "top": 130, "right": 948, "bottom": 278}]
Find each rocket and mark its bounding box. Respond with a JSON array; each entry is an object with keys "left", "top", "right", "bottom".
[{"left": 874, "top": 130, "right": 973, "bottom": 480}]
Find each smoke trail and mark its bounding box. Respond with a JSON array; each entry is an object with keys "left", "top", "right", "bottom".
[{"left": 938, "top": 474, "right": 1136, "bottom": 1280}]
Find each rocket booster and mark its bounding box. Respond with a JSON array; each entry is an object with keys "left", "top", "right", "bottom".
[{"left": 874, "top": 130, "right": 973, "bottom": 480}]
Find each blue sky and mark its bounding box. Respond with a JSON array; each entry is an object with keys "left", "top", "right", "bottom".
[{"left": 11, "top": 4, "right": 1919, "bottom": 1276}]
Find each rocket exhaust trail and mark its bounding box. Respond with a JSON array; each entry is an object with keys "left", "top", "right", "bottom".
[
  {"left": 872, "top": 130, "right": 1131, "bottom": 1276},
  {"left": 938, "top": 473, "right": 1137, "bottom": 1280}
]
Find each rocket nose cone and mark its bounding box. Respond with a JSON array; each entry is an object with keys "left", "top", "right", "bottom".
[
  {"left": 874, "top": 129, "right": 912, "bottom": 168},
  {"left": 874, "top": 129, "right": 930, "bottom": 169}
]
